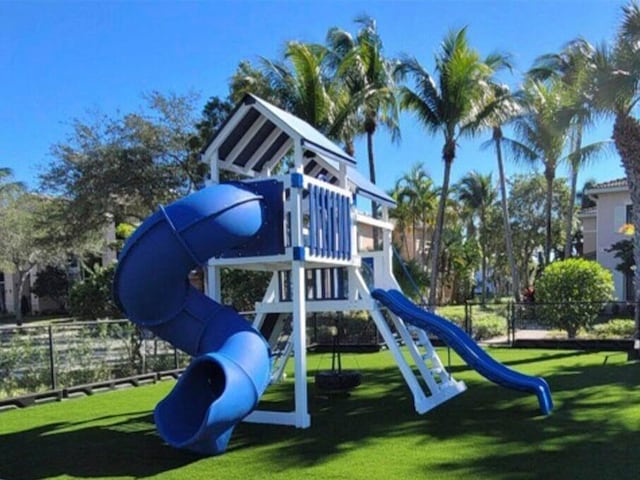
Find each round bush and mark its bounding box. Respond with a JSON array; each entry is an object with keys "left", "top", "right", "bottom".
[{"left": 535, "top": 259, "right": 614, "bottom": 338}]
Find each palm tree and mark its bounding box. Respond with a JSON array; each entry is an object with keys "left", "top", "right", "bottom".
[
  {"left": 511, "top": 78, "right": 571, "bottom": 265},
  {"left": 327, "top": 16, "right": 400, "bottom": 188},
  {"left": 592, "top": 1, "right": 640, "bottom": 356},
  {"left": 397, "top": 27, "right": 510, "bottom": 307},
  {"left": 457, "top": 171, "right": 496, "bottom": 304},
  {"left": 398, "top": 164, "right": 437, "bottom": 265},
  {"left": 530, "top": 39, "right": 609, "bottom": 259},
  {"left": 479, "top": 84, "right": 523, "bottom": 302},
  {"left": 232, "top": 42, "right": 338, "bottom": 134},
  {"left": 389, "top": 180, "right": 413, "bottom": 257}
]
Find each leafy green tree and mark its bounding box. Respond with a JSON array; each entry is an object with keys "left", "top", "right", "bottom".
[
  {"left": 535, "top": 258, "right": 614, "bottom": 338},
  {"left": 69, "top": 263, "right": 122, "bottom": 320},
  {"left": 508, "top": 174, "right": 571, "bottom": 288},
  {"left": 192, "top": 96, "right": 234, "bottom": 152},
  {"left": 220, "top": 268, "right": 271, "bottom": 312},
  {"left": 31, "top": 266, "right": 69, "bottom": 313},
  {"left": 0, "top": 194, "right": 68, "bottom": 324},
  {"left": 397, "top": 27, "right": 510, "bottom": 308},
  {"left": 605, "top": 239, "right": 634, "bottom": 276},
  {"left": 0, "top": 168, "right": 25, "bottom": 199},
  {"left": 40, "top": 92, "right": 201, "bottom": 242}
]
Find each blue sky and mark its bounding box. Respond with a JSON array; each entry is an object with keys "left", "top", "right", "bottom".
[{"left": 0, "top": 0, "right": 628, "bottom": 194}]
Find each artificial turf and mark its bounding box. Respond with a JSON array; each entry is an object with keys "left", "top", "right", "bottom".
[{"left": 0, "top": 348, "right": 638, "bottom": 480}]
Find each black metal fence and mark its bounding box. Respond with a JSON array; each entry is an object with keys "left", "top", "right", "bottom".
[
  {"left": 0, "top": 320, "right": 191, "bottom": 402},
  {"left": 458, "top": 300, "right": 638, "bottom": 344}
]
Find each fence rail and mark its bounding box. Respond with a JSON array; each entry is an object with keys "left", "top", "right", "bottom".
[{"left": 0, "top": 319, "right": 191, "bottom": 403}]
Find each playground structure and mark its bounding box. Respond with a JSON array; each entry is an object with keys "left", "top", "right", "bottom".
[{"left": 113, "top": 94, "right": 552, "bottom": 456}]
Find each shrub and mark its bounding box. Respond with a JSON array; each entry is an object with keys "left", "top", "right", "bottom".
[
  {"left": 535, "top": 259, "right": 614, "bottom": 338},
  {"left": 592, "top": 319, "right": 636, "bottom": 339},
  {"left": 472, "top": 315, "right": 507, "bottom": 341},
  {"left": 69, "top": 263, "right": 123, "bottom": 320}
]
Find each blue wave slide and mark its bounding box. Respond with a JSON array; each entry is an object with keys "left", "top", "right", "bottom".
[
  {"left": 113, "top": 183, "right": 275, "bottom": 455},
  {"left": 372, "top": 289, "right": 553, "bottom": 415}
]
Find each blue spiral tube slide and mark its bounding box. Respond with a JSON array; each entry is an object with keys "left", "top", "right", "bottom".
[
  {"left": 372, "top": 289, "right": 553, "bottom": 415},
  {"left": 113, "top": 183, "right": 273, "bottom": 455}
]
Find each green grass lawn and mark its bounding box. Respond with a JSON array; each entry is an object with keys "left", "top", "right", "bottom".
[{"left": 1, "top": 348, "right": 639, "bottom": 480}]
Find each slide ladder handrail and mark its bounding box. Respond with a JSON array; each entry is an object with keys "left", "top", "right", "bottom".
[{"left": 372, "top": 289, "right": 553, "bottom": 415}]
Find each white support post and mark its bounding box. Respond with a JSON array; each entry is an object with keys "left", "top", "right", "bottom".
[
  {"left": 381, "top": 206, "right": 393, "bottom": 280},
  {"left": 290, "top": 140, "right": 310, "bottom": 428},
  {"left": 206, "top": 152, "right": 221, "bottom": 302}
]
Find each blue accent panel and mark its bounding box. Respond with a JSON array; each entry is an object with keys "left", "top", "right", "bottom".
[
  {"left": 293, "top": 246, "right": 305, "bottom": 261},
  {"left": 291, "top": 172, "right": 304, "bottom": 188},
  {"left": 220, "top": 179, "right": 285, "bottom": 258},
  {"left": 113, "top": 183, "right": 272, "bottom": 455},
  {"left": 372, "top": 289, "right": 553, "bottom": 416}
]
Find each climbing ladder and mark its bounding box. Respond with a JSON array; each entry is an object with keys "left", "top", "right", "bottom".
[{"left": 250, "top": 265, "right": 466, "bottom": 419}]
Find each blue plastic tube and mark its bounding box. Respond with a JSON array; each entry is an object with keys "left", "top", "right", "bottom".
[{"left": 113, "top": 184, "right": 272, "bottom": 455}]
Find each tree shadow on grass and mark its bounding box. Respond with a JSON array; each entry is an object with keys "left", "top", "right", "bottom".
[
  {"left": 2, "top": 352, "right": 638, "bottom": 479},
  {"left": 0, "top": 412, "right": 200, "bottom": 480},
  {"left": 231, "top": 355, "right": 640, "bottom": 479}
]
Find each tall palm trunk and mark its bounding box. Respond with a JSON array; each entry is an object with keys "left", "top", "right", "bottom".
[
  {"left": 495, "top": 129, "right": 521, "bottom": 301},
  {"left": 612, "top": 113, "right": 640, "bottom": 356},
  {"left": 544, "top": 166, "right": 555, "bottom": 265},
  {"left": 366, "top": 126, "right": 377, "bottom": 214},
  {"left": 564, "top": 125, "right": 583, "bottom": 258},
  {"left": 480, "top": 207, "right": 488, "bottom": 305},
  {"left": 428, "top": 149, "right": 454, "bottom": 308},
  {"left": 366, "top": 125, "right": 381, "bottom": 248}
]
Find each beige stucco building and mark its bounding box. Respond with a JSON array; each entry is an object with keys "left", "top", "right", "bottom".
[{"left": 579, "top": 178, "right": 633, "bottom": 301}]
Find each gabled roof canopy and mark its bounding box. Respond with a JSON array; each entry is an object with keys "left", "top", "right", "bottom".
[{"left": 202, "top": 94, "right": 395, "bottom": 208}]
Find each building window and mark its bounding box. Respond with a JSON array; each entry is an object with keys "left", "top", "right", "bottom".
[{"left": 626, "top": 204, "right": 632, "bottom": 223}]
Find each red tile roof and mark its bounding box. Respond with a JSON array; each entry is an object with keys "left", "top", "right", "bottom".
[
  {"left": 578, "top": 207, "right": 597, "bottom": 216},
  {"left": 589, "top": 178, "right": 628, "bottom": 190}
]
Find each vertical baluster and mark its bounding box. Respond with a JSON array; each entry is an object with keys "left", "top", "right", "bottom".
[
  {"left": 321, "top": 188, "right": 328, "bottom": 257},
  {"left": 329, "top": 191, "right": 336, "bottom": 258},
  {"left": 341, "top": 195, "right": 348, "bottom": 259},
  {"left": 309, "top": 185, "right": 317, "bottom": 256}
]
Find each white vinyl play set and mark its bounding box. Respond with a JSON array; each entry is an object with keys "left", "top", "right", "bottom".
[{"left": 201, "top": 94, "right": 466, "bottom": 429}]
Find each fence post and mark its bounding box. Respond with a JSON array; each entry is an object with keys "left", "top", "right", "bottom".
[
  {"left": 512, "top": 302, "right": 517, "bottom": 345},
  {"left": 464, "top": 302, "right": 472, "bottom": 335},
  {"left": 48, "top": 325, "right": 57, "bottom": 390}
]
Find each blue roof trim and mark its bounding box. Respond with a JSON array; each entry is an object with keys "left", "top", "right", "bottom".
[
  {"left": 346, "top": 165, "right": 396, "bottom": 207},
  {"left": 355, "top": 186, "right": 396, "bottom": 208},
  {"left": 301, "top": 138, "right": 357, "bottom": 165}
]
